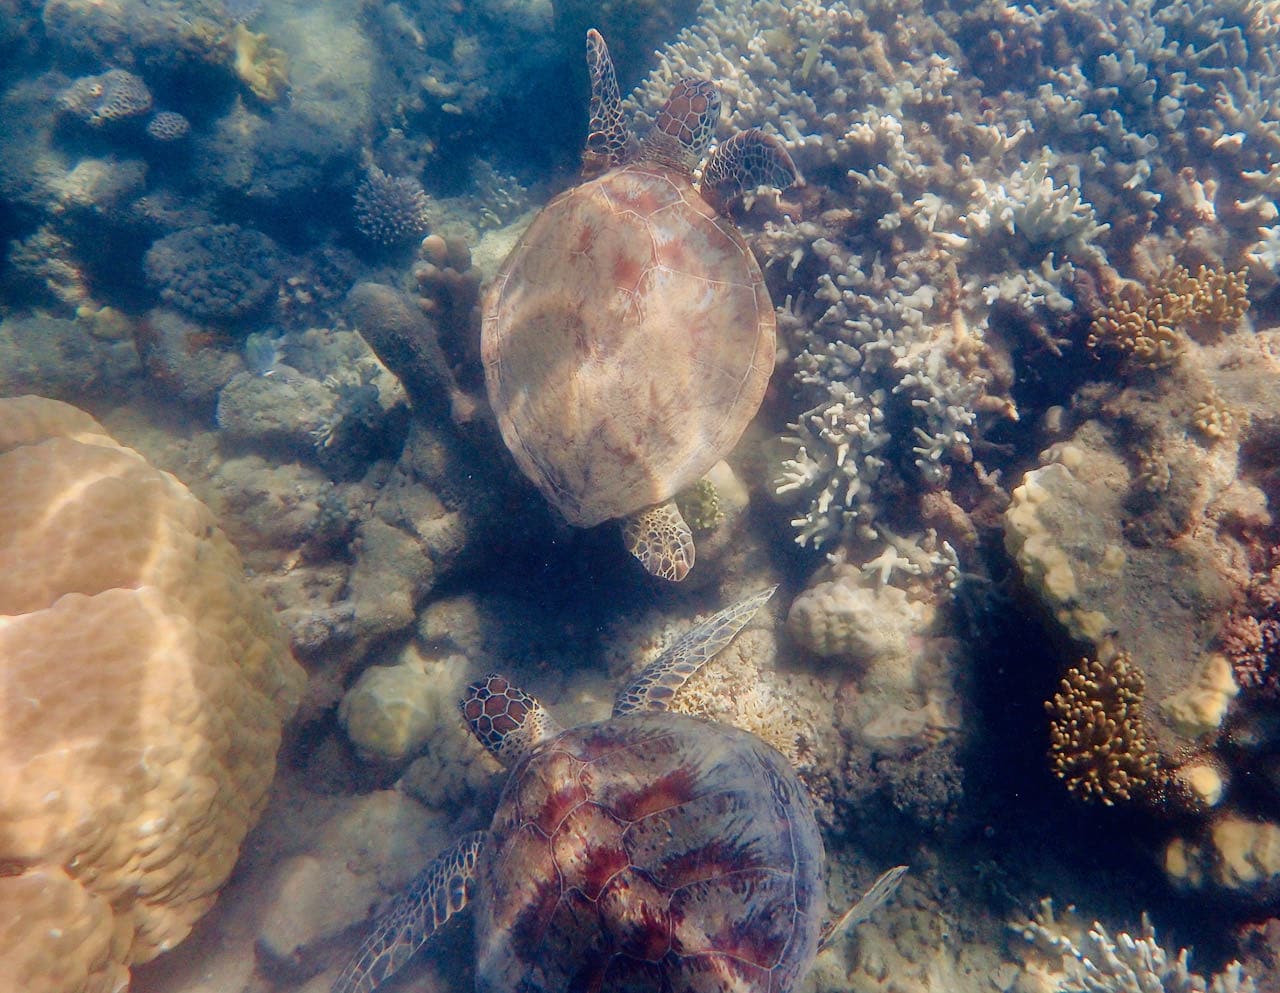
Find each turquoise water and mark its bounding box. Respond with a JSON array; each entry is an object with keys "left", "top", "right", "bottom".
[{"left": 1, "top": 1, "right": 1278, "bottom": 991}]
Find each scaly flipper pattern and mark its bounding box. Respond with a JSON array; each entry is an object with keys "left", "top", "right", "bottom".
[
  {"left": 583, "top": 28, "right": 633, "bottom": 175},
  {"left": 700, "top": 128, "right": 800, "bottom": 213},
  {"left": 818, "top": 864, "right": 910, "bottom": 951},
  {"left": 622, "top": 500, "right": 696, "bottom": 582},
  {"left": 613, "top": 585, "right": 777, "bottom": 715},
  {"left": 331, "top": 832, "right": 486, "bottom": 993}
]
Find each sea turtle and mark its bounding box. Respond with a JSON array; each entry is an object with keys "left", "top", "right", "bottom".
[
  {"left": 481, "top": 30, "right": 799, "bottom": 582},
  {"left": 331, "top": 588, "right": 906, "bottom": 993}
]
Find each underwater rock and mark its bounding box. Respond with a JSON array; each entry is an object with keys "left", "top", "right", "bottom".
[
  {"left": 0, "top": 396, "right": 303, "bottom": 993},
  {"left": 135, "top": 308, "right": 243, "bottom": 408},
  {"left": 216, "top": 368, "right": 337, "bottom": 452},
  {"left": 338, "top": 649, "right": 438, "bottom": 764},
  {"left": 0, "top": 313, "right": 140, "bottom": 400}
]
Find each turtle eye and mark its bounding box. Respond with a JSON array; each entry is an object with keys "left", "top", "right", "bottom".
[{"left": 586, "top": 130, "right": 610, "bottom": 155}]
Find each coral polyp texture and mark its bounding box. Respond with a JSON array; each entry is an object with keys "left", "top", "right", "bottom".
[
  {"left": 0, "top": 396, "right": 304, "bottom": 993},
  {"left": 145, "top": 109, "right": 192, "bottom": 142},
  {"left": 1047, "top": 652, "right": 1160, "bottom": 806},
  {"left": 58, "top": 67, "right": 153, "bottom": 127},
  {"left": 143, "top": 223, "right": 282, "bottom": 321},
  {"left": 1221, "top": 550, "right": 1280, "bottom": 698},
  {"left": 354, "top": 165, "right": 432, "bottom": 245}
]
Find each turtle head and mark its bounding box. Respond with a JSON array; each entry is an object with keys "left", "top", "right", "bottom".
[
  {"left": 639, "top": 78, "right": 721, "bottom": 175},
  {"left": 461, "top": 674, "right": 563, "bottom": 766}
]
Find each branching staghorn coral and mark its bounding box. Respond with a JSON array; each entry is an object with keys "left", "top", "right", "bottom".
[
  {"left": 631, "top": 0, "right": 1275, "bottom": 551},
  {"left": 1046, "top": 651, "right": 1161, "bottom": 805},
  {"left": 1017, "top": 898, "right": 1258, "bottom": 993}
]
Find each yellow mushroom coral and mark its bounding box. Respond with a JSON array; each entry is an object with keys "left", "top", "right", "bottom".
[{"left": 0, "top": 396, "right": 305, "bottom": 993}]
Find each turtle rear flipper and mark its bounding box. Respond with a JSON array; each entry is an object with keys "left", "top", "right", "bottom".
[
  {"left": 584, "top": 28, "right": 633, "bottom": 175},
  {"left": 622, "top": 500, "right": 696, "bottom": 582},
  {"left": 700, "top": 128, "right": 800, "bottom": 213},
  {"left": 332, "top": 831, "right": 486, "bottom": 993},
  {"left": 613, "top": 585, "right": 776, "bottom": 715},
  {"left": 818, "top": 864, "right": 909, "bottom": 952}
]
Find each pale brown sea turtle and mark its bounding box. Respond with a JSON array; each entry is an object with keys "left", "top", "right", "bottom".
[
  {"left": 481, "top": 30, "right": 799, "bottom": 581},
  {"left": 332, "top": 587, "right": 905, "bottom": 993}
]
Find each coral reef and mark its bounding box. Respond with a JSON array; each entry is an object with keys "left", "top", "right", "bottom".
[
  {"left": 353, "top": 165, "right": 432, "bottom": 245},
  {"left": 1086, "top": 264, "right": 1250, "bottom": 367},
  {"left": 58, "top": 67, "right": 152, "bottom": 127},
  {"left": 144, "top": 224, "right": 282, "bottom": 322},
  {"left": 230, "top": 22, "right": 289, "bottom": 101},
  {"left": 1221, "top": 548, "right": 1280, "bottom": 698},
  {"left": 0, "top": 396, "right": 303, "bottom": 993},
  {"left": 1017, "top": 899, "right": 1258, "bottom": 993},
  {"left": 1046, "top": 652, "right": 1161, "bottom": 805},
  {"left": 145, "top": 109, "right": 191, "bottom": 142}
]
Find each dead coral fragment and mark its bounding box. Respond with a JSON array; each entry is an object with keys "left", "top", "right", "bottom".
[
  {"left": 1087, "top": 264, "right": 1250, "bottom": 366},
  {"left": 1046, "top": 651, "right": 1160, "bottom": 805},
  {"left": 231, "top": 23, "right": 288, "bottom": 102}
]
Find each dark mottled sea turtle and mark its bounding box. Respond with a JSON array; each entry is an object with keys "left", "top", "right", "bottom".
[
  {"left": 481, "top": 30, "right": 799, "bottom": 582},
  {"left": 332, "top": 588, "right": 905, "bottom": 993}
]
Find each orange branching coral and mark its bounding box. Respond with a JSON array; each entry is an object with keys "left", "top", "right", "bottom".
[
  {"left": 1162, "top": 264, "right": 1250, "bottom": 340},
  {"left": 1087, "top": 292, "right": 1183, "bottom": 367},
  {"left": 1087, "top": 264, "right": 1249, "bottom": 365},
  {"left": 1046, "top": 651, "right": 1160, "bottom": 805}
]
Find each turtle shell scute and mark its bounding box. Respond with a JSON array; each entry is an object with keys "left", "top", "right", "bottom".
[{"left": 481, "top": 162, "right": 775, "bottom": 529}]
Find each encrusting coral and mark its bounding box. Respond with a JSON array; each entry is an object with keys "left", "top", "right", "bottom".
[
  {"left": 1046, "top": 651, "right": 1161, "bottom": 805},
  {"left": 0, "top": 396, "right": 304, "bottom": 993}
]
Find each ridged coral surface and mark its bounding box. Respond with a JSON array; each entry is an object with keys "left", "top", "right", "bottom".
[{"left": 0, "top": 396, "right": 304, "bottom": 993}]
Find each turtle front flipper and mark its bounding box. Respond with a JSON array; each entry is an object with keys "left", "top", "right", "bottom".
[
  {"left": 584, "top": 28, "right": 633, "bottom": 175},
  {"left": 700, "top": 128, "right": 800, "bottom": 214},
  {"left": 332, "top": 831, "right": 486, "bottom": 993},
  {"left": 613, "top": 585, "right": 777, "bottom": 715},
  {"left": 622, "top": 500, "right": 696, "bottom": 581}
]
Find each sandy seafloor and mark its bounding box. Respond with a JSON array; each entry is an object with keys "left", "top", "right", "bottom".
[{"left": 3, "top": 0, "right": 1280, "bottom": 991}]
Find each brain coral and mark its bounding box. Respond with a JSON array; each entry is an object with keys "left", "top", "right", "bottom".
[
  {"left": 143, "top": 223, "right": 281, "bottom": 321},
  {"left": 0, "top": 396, "right": 304, "bottom": 993}
]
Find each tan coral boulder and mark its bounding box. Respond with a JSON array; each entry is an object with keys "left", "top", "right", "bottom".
[{"left": 0, "top": 396, "right": 305, "bottom": 993}]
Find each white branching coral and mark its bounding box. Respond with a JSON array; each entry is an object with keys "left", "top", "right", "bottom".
[
  {"left": 1017, "top": 899, "right": 1258, "bottom": 993},
  {"left": 961, "top": 153, "right": 1109, "bottom": 264}
]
